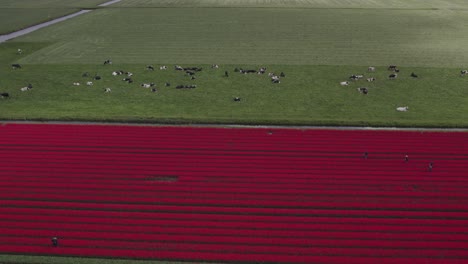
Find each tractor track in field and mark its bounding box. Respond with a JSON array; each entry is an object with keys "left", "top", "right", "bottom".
[{"left": 0, "top": 0, "right": 121, "bottom": 43}]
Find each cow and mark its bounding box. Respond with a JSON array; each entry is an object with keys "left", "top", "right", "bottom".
[
  {"left": 0, "top": 93, "right": 9, "bottom": 98},
  {"left": 82, "top": 72, "right": 89, "bottom": 77},
  {"left": 340, "top": 81, "right": 349, "bottom": 86},
  {"left": 94, "top": 75, "right": 101, "bottom": 80},
  {"left": 112, "top": 71, "right": 120, "bottom": 76},
  {"left": 366, "top": 77, "right": 376, "bottom": 82},
  {"left": 123, "top": 78, "right": 133, "bottom": 83},
  {"left": 160, "top": 65, "right": 167, "bottom": 70},
  {"left": 72, "top": 82, "right": 80, "bottom": 86},
  {"left": 271, "top": 75, "right": 280, "bottom": 83},
  {"left": 165, "top": 82, "right": 171, "bottom": 87},
  {"left": 175, "top": 65, "right": 183, "bottom": 71},
  {"left": 141, "top": 83, "right": 155, "bottom": 88},
  {"left": 146, "top": 65, "right": 154, "bottom": 71},
  {"left": 240, "top": 69, "right": 257, "bottom": 74},
  {"left": 185, "top": 70, "right": 196, "bottom": 76},
  {"left": 357, "top": 87, "right": 368, "bottom": 94},
  {"left": 176, "top": 84, "right": 196, "bottom": 89},
  {"left": 225, "top": 71, "right": 229, "bottom": 77},
  {"left": 151, "top": 88, "right": 158, "bottom": 92},
  {"left": 258, "top": 67, "right": 266, "bottom": 74},
  {"left": 104, "top": 88, "right": 111, "bottom": 93},
  {"left": 410, "top": 72, "right": 418, "bottom": 78},
  {"left": 86, "top": 81, "right": 93, "bottom": 86},
  {"left": 349, "top": 75, "right": 358, "bottom": 80},
  {"left": 211, "top": 64, "right": 219, "bottom": 69},
  {"left": 103, "top": 59, "right": 112, "bottom": 65},
  {"left": 388, "top": 65, "right": 397, "bottom": 71},
  {"left": 234, "top": 97, "right": 241, "bottom": 102},
  {"left": 389, "top": 73, "right": 398, "bottom": 80},
  {"left": 460, "top": 70, "right": 468, "bottom": 76},
  {"left": 17, "top": 49, "right": 22, "bottom": 55},
  {"left": 20, "top": 86, "right": 32, "bottom": 92},
  {"left": 11, "top": 64, "right": 21, "bottom": 69},
  {"left": 184, "top": 67, "right": 202, "bottom": 72},
  {"left": 280, "top": 72, "right": 285, "bottom": 77},
  {"left": 396, "top": 106, "right": 409, "bottom": 112},
  {"left": 368, "top": 66, "right": 375, "bottom": 72}
]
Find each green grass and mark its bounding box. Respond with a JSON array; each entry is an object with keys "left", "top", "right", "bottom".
[
  {"left": 0, "top": 1, "right": 467, "bottom": 127},
  {"left": 11, "top": 7, "right": 468, "bottom": 68},
  {"left": 2, "top": 42, "right": 468, "bottom": 127},
  {"left": 0, "top": 254, "right": 219, "bottom": 264},
  {"left": 0, "top": 0, "right": 109, "bottom": 34},
  {"left": 112, "top": 0, "right": 468, "bottom": 9}
]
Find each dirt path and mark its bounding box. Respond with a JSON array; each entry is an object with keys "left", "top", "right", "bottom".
[{"left": 0, "top": 0, "right": 121, "bottom": 43}]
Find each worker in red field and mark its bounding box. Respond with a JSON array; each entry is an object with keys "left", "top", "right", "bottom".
[
  {"left": 363, "top": 152, "right": 368, "bottom": 159},
  {"left": 405, "top": 155, "right": 409, "bottom": 163},
  {"left": 51, "top": 236, "right": 58, "bottom": 247},
  {"left": 428, "top": 162, "right": 433, "bottom": 172}
]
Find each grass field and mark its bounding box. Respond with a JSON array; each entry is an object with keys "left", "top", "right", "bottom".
[
  {"left": 0, "top": 254, "right": 210, "bottom": 264},
  {"left": 1, "top": 0, "right": 468, "bottom": 127},
  {"left": 0, "top": 0, "right": 109, "bottom": 34}
]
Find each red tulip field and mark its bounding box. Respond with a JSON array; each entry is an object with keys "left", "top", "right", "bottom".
[{"left": 0, "top": 123, "right": 467, "bottom": 263}]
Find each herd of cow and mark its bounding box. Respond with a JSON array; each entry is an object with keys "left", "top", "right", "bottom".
[
  {"left": 337, "top": 65, "right": 466, "bottom": 112},
  {"left": 2, "top": 61, "right": 467, "bottom": 104}
]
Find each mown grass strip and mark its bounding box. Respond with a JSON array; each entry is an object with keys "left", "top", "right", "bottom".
[{"left": 0, "top": 254, "right": 214, "bottom": 264}]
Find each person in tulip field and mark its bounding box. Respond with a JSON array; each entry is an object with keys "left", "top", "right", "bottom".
[{"left": 51, "top": 236, "right": 58, "bottom": 247}]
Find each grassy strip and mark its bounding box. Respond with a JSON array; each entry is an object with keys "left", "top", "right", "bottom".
[{"left": 0, "top": 254, "right": 217, "bottom": 264}]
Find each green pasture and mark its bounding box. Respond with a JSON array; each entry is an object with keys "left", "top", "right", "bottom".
[
  {"left": 0, "top": 0, "right": 466, "bottom": 127},
  {"left": 112, "top": 0, "right": 468, "bottom": 9},
  {"left": 11, "top": 7, "right": 468, "bottom": 67},
  {"left": 0, "top": 0, "right": 108, "bottom": 34},
  {"left": 1, "top": 42, "right": 467, "bottom": 127}
]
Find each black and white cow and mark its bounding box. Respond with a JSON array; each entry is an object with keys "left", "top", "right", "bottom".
[
  {"left": 11, "top": 64, "right": 21, "bottom": 69},
  {"left": 357, "top": 87, "right": 368, "bottom": 94},
  {"left": 388, "top": 65, "right": 397, "bottom": 71},
  {"left": 389, "top": 73, "right": 398, "bottom": 80},
  {"left": 140, "top": 83, "right": 155, "bottom": 88},
  {"left": 0, "top": 93, "right": 9, "bottom": 98},
  {"left": 368, "top": 66, "right": 375, "bottom": 72},
  {"left": 366, "top": 77, "right": 376, "bottom": 82},
  {"left": 461, "top": 70, "right": 468, "bottom": 76},
  {"left": 104, "top": 88, "right": 111, "bottom": 93},
  {"left": 103, "top": 59, "right": 112, "bottom": 65},
  {"left": 146, "top": 65, "right": 154, "bottom": 71},
  {"left": 410, "top": 72, "right": 418, "bottom": 78},
  {"left": 160, "top": 65, "right": 167, "bottom": 70},
  {"left": 233, "top": 97, "right": 241, "bottom": 102},
  {"left": 20, "top": 86, "right": 32, "bottom": 92}
]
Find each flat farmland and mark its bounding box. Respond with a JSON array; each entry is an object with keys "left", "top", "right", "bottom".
[
  {"left": 13, "top": 7, "right": 468, "bottom": 66},
  {"left": 1, "top": 0, "right": 468, "bottom": 126},
  {"left": 0, "top": 0, "right": 109, "bottom": 34},
  {"left": 0, "top": 123, "right": 467, "bottom": 263}
]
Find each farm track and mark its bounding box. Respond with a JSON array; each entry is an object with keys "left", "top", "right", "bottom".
[{"left": 0, "top": 123, "right": 467, "bottom": 263}]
